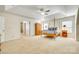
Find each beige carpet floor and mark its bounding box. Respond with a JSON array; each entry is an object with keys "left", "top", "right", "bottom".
[{"left": 1, "top": 36, "right": 79, "bottom": 54}]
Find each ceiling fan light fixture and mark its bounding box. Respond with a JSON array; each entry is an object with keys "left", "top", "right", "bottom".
[
  {"left": 41, "top": 12, "right": 45, "bottom": 15},
  {"left": 39, "top": 8, "right": 50, "bottom": 16}
]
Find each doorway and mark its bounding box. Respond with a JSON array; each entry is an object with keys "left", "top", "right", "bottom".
[{"left": 20, "top": 21, "right": 30, "bottom": 36}]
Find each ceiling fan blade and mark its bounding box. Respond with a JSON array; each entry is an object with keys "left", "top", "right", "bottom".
[
  {"left": 45, "top": 10, "right": 50, "bottom": 12},
  {"left": 40, "top": 8, "right": 44, "bottom": 11}
]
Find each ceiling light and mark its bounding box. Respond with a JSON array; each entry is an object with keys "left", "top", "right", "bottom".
[{"left": 41, "top": 12, "right": 45, "bottom": 15}]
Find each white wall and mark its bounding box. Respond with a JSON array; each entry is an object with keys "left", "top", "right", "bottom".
[
  {"left": 4, "top": 12, "right": 23, "bottom": 41},
  {"left": 0, "top": 12, "right": 27, "bottom": 42},
  {"left": 0, "top": 12, "right": 35, "bottom": 42}
]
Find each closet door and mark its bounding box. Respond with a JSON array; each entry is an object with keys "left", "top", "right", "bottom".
[
  {"left": 35, "top": 23, "right": 42, "bottom": 35},
  {"left": 0, "top": 16, "right": 5, "bottom": 43}
]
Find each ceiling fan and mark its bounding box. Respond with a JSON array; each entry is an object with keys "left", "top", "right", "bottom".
[{"left": 39, "top": 8, "right": 50, "bottom": 15}]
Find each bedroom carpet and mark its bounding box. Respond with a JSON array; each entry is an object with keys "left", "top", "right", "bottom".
[{"left": 1, "top": 36, "right": 79, "bottom": 54}]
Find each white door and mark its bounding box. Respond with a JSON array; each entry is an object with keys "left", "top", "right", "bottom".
[
  {"left": 23, "top": 21, "right": 29, "bottom": 36},
  {"left": 0, "top": 16, "right": 5, "bottom": 43},
  {"left": 25, "top": 21, "right": 29, "bottom": 36}
]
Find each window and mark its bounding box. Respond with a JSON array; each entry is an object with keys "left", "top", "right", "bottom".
[{"left": 62, "top": 21, "right": 72, "bottom": 33}]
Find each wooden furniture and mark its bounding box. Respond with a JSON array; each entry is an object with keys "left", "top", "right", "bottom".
[
  {"left": 46, "top": 33, "right": 56, "bottom": 38},
  {"left": 61, "top": 30, "right": 67, "bottom": 37},
  {"left": 35, "top": 23, "right": 42, "bottom": 35},
  {"left": 42, "top": 31, "right": 48, "bottom": 35}
]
